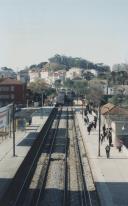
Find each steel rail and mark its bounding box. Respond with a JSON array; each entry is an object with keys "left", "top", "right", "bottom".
[
  {"left": 63, "top": 107, "right": 69, "bottom": 206},
  {"left": 0, "top": 107, "right": 58, "bottom": 206},
  {"left": 34, "top": 107, "right": 62, "bottom": 206},
  {"left": 73, "top": 110, "right": 93, "bottom": 206},
  {"left": 76, "top": 120, "right": 98, "bottom": 206},
  {"left": 72, "top": 109, "right": 84, "bottom": 206}
]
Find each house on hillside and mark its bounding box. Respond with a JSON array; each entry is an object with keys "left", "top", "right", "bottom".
[
  {"left": 29, "top": 70, "right": 40, "bottom": 82},
  {"left": 49, "top": 70, "right": 66, "bottom": 85},
  {"left": 0, "top": 78, "right": 26, "bottom": 106},
  {"left": 83, "top": 69, "right": 98, "bottom": 77},
  {"left": 113, "top": 85, "right": 128, "bottom": 95},
  {"left": 40, "top": 69, "right": 50, "bottom": 84},
  {"left": 101, "top": 103, "right": 128, "bottom": 148},
  {"left": 17, "top": 70, "right": 29, "bottom": 84},
  {"left": 66, "top": 67, "right": 82, "bottom": 80}
]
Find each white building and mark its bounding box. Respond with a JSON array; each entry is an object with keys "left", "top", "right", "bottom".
[
  {"left": 103, "top": 85, "right": 114, "bottom": 95},
  {"left": 40, "top": 70, "right": 50, "bottom": 84},
  {"left": 29, "top": 70, "right": 40, "bottom": 82},
  {"left": 17, "top": 70, "right": 29, "bottom": 84},
  {"left": 66, "top": 67, "right": 82, "bottom": 80},
  {"left": 49, "top": 70, "right": 66, "bottom": 84},
  {"left": 84, "top": 69, "right": 98, "bottom": 76}
]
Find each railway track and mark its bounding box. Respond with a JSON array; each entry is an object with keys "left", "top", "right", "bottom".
[
  {"left": 68, "top": 108, "right": 100, "bottom": 206},
  {"left": 72, "top": 111, "right": 92, "bottom": 206},
  {"left": 0, "top": 106, "right": 100, "bottom": 206}
]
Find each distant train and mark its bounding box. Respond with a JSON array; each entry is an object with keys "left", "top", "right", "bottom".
[
  {"left": 55, "top": 89, "right": 75, "bottom": 106},
  {"left": 56, "top": 91, "right": 66, "bottom": 106},
  {"left": 66, "top": 90, "right": 75, "bottom": 105}
]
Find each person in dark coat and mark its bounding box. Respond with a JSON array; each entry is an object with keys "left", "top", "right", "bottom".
[
  {"left": 87, "top": 124, "right": 91, "bottom": 134},
  {"left": 101, "top": 134, "right": 105, "bottom": 144},
  {"left": 92, "top": 120, "right": 96, "bottom": 129},
  {"left": 102, "top": 124, "right": 106, "bottom": 137},
  {"left": 105, "top": 145, "right": 110, "bottom": 158},
  {"left": 29, "top": 119, "right": 32, "bottom": 125},
  {"left": 108, "top": 132, "right": 112, "bottom": 146},
  {"left": 94, "top": 115, "right": 97, "bottom": 123},
  {"left": 84, "top": 109, "right": 88, "bottom": 116}
]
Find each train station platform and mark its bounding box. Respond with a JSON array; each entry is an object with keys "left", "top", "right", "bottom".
[
  {"left": 0, "top": 120, "right": 45, "bottom": 200},
  {"left": 76, "top": 112, "right": 128, "bottom": 206}
]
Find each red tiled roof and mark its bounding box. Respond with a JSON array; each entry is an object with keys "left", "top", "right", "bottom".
[
  {"left": 108, "top": 106, "right": 128, "bottom": 116},
  {"left": 0, "top": 78, "right": 22, "bottom": 85},
  {"left": 101, "top": 103, "right": 128, "bottom": 116},
  {"left": 101, "top": 103, "right": 115, "bottom": 115}
]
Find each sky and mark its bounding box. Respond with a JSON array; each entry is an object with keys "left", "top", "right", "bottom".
[{"left": 0, "top": 0, "right": 128, "bottom": 70}]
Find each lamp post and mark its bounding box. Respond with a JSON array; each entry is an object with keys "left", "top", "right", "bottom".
[
  {"left": 12, "top": 103, "right": 16, "bottom": 157},
  {"left": 41, "top": 91, "right": 44, "bottom": 119},
  {"left": 98, "top": 104, "right": 101, "bottom": 156},
  {"left": 8, "top": 103, "right": 16, "bottom": 156},
  {"left": 42, "top": 91, "right": 44, "bottom": 107}
]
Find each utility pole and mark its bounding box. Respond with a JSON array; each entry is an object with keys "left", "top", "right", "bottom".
[
  {"left": 12, "top": 103, "right": 15, "bottom": 157},
  {"left": 98, "top": 104, "right": 101, "bottom": 156},
  {"left": 42, "top": 92, "right": 44, "bottom": 107}
]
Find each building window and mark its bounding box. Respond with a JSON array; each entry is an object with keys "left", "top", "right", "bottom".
[
  {"left": 0, "top": 94, "right": 10, "bottom": 99},
  {"left": 0, "top": 86, "right": 9, "bottom": 91},
  {"left": 11, "top": 86, "right": 14, "bottom": 91},
  {"left": 11, "top": 94, "right": 14, "bottom": 99}
]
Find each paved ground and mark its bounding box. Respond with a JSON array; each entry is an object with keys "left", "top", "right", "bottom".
[
  {"left": 0, "top": 119, "right": 46, "bottom": 200},
  {"left": 77, "top": 112, "right": 128, "bottom": 206}
]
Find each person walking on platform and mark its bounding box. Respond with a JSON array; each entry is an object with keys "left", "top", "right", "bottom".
[
  {"left": 118, "top": 139, "right": 123, "bottom": 152},
  {"left": 87, "top": 124, "right": 91, "bottom": 135},
  {"left": 103, "top": 124, "right": 106, "bottom": 137},
  {"left": 108, "top": 132, "right": 112, "bottom": 146},
  {"left": 101, "top": 134, "right": 105, "bottom": 144},
  {"left": 105, "top": 145, "right": 110, "bottom": 158}
]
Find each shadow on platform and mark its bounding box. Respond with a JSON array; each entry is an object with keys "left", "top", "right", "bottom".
[{"left": 17, "top": 132, "right": 38, "bottom": 147}]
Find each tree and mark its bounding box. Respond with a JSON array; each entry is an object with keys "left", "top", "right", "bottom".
[
  {"left": 73, "top": 80, "right": 88, "bottom": 95},
  {"left": 86, "top": 80, "right": 104, "bottom": 106},
  {"left": 49, "top": 54, "right": 110, "bottom": 72},
  {"left": 28, "top": 79, "right": 48, "bottom": 94},
  {"left": 110, "top": 70, "right": 128, "bottom": 85},
  {"left": 44, "top": 63, "right": 66, "bottom": 72},
  {"left": 54, "top": 79, "right": 62, "bottom": 89},
  {"left": 63, "top": 79, "right": 74, "bottom": 89}
]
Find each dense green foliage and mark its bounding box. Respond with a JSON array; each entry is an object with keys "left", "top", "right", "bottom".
[
  {"left": 44, "top": 63, "right": 66, "bottom": 71},
  {"left": 29, "top": 62, "right": 48, "bottom": 70},
  {"left": 109, "top": 71, "right": 128, "bottom": 85},
  {"left": 63, "top": 79, "right": 88, "bottom": 95},
  {"left": 49, "top": 54, "right": 110, "bottom": 72}
]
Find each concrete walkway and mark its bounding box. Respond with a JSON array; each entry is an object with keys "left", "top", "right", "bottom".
[
  {"left": 77, "top": 112, "right": 128, "bottom": 206},
  {"left": 0, "top": 121, "right": 45, "bottom": 199}
]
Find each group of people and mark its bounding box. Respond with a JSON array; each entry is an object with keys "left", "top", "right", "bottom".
[
  {"left": 101, "top": 125, "right": 112, "bottom": 146},
  {"left": 83, "top": 107, "right": 98, "bottom": 135},
  {"left": 101, "top": 124, "right": 113, "bottom": 158},
  {"left": 87, "top": 116, "right": 97, "bottom": 135},
  {"left": 102, "top": 124, "right": 123, "bottom": 158},
  {"left": 83, "top": 104, "right": 124, "bottom": 159}
]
